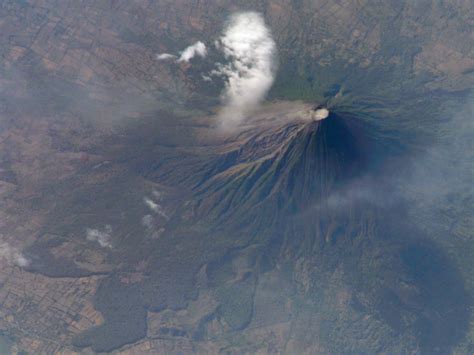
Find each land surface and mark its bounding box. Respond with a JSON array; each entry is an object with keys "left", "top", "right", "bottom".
[{"left": 0, "top": 1, "right": 473, "bottom": 354}]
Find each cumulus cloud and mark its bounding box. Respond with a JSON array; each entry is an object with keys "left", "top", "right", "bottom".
[
  {"left": 0, "top": 242, "right": 29, "bottom": 267},
  {"left": 156, "top": 53, "right": 176, "bottom": 61},
  {"left": 157, "top": 41, "right": 207, "bottom": 63},
  {"left": 213, "top": 12, "right": 277, "bottom": 128},
  {"left": 178, "top": 41, "right": 207, "bottom": 62},
  {"left": 155, "top": 12, "right": 277, "bottom": 128},
  {"left": 86, "top": 225, "right": 113, "bottom": 248}
]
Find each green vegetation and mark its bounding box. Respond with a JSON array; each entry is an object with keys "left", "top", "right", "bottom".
[
  {"left": 215, "top": 273, "right": 256, "bottom": 331},
  {"left": 72, "top": 275, "right": 147, "bottom": 352},
  {"left": 0, "top": 333, "right": 12, "bottom": 355}
]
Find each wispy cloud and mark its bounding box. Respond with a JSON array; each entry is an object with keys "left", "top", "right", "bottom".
[
  {"left": 142, "top": 191, "right": 168, "bottom": 238},
  {"left": 144, "top": 197, "right": 159, "bottom": 212},
  {"left": 213, "top": 12, "right": 277, "bottom": 129},
  {"left": 144, "top": 197, "right": 169, "bottom": 220},
  {"left": 0, "top": 242, "right": 29, "bottom": 267},
  {"left": 141, "top": 214, "right": 165, "bottom": 239},
  {"left": 86, "top": 225, "right": 113, "bottom": 248}
]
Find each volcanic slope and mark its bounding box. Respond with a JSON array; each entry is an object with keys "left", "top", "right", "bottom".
[
  {"left": 65, "top": 104, "right": 470, "bottom": 353},
  {"left": 193, "top": 112, "right": 368, "bottom": 222}
]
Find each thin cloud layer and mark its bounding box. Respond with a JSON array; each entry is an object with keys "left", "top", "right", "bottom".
[{"left": 214, "top": 12, "right": 277, "bottom": 128}]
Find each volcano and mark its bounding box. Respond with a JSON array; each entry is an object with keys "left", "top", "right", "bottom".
[
  {"left": 195, "top": 112, "right": 368, "bottom": 221},
  {"left": 61, "top": 104, "right": 469, "bottom": 353},
  {"left": 1, "top": 2, "right": 472, "bottom": 354}
]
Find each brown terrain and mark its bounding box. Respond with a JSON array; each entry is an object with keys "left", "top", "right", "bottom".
[{"left": 0, "top": 0, "right": 473, "bottom": 354}]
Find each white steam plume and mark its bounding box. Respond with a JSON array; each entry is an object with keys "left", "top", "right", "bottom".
[{"left": 214, "top": 12, "right": 277, "bottom": 128}]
